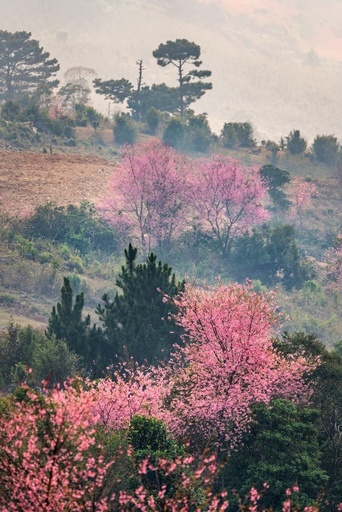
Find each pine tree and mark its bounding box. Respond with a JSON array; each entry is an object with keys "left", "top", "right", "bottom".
[
  {"left": 46, "top": 277, "right": 105, "bottom": 374},
  {"left": 0, "top": 30, "right": 59, "bottom": 100},
  {"left": 96, "top": 244, "right": 185, "bottom": 365},
  {"left": 153, "top": 39, "right": 212, "bottom": 116}
]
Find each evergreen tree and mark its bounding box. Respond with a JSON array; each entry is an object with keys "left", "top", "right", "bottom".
[
  {"left": 274, "top": 332, "right": 342, "bottom": 509},
  {"left": 96, "top": 244, "right": 185, "bottom": 365},
  {"left": 286, "top": 129, "right": 307, "bottom": 155},
  {"left": 0, "top": 31, "right": 59, "bottom": 100},
  {"left": 46, "top": 277, "right": 105, "bottom": 374},
  {"left": 259, "top": 164, "right": 291, "bottom": 212},
  {"left": 153, "top": 39, "right": 212, "bottom": 116},
  {"left": 231, "top": 224, "right": 308, "bottom": 289},
  {"left": 222, "top": 399, "right": 328, "bottom": 511},
  {"left": 312, "top": 134, "right": 340, "bottom": 165}
]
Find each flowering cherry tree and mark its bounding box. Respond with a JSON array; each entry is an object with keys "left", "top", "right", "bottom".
[
  {"left": 99, "top": 140, "right": 189, "bottom": 253},
  {"left": 287, "top": 177, "right": 317, "bottom": 229},
  {"left": 87, "top": 281, "right": 317, "bottom": 449},
  {"left": 0, "top": 383, "right": 110, "bottom": 511},
  {"left": 188, "top": 156, "right": 269, "bottom": 256},
  {"left": 167, "top": 281, "right": 317, "bottom": 446},
  {"left": 92, "top": 367, "right": 171, "bottom": 430}
]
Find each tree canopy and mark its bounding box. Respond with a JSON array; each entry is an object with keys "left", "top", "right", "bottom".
[
  {"left": 0, "top": 30, "right": 59, "bottom": 100},
  {"left": 93, "top": 77, "right": 134, "bottom": 104},
  {"left": 153, "top": 38, "right": 212, "bottom": 115}
]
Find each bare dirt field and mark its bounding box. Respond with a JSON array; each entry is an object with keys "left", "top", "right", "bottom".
[{"left": 0, "top": 150, "right": 117, "bottom": 215}]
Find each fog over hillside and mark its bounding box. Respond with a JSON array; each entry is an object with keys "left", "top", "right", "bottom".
[{"left": 1, "top": 0, "right": 342, "bottom": 141}]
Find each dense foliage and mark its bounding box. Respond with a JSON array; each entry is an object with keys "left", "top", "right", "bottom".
[{"left": 19, "top": 201, "right": 118, "bottom": 254}]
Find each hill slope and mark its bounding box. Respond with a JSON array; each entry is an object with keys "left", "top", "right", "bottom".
[{"left": 1, "top": 0, "right": 342, "bottom": 140}]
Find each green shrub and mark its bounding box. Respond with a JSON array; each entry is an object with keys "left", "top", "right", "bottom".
[
  {"left": 145, "top": 107, "right": 160, "bottom": 134},
  {"left": 221, "top": 122, "right": 238, "bottom": 148},
  {"left": 31, "top": 337, "right": 80, "bottom": 385},
  {"left": 65, "top": 254, "right": 84, "bottom": 273},
  {"left": 20, "top": 202, "right": 118, "bottom": 255},
  {"left": 38, "top": 251, "right": 57, "bottom": 265},
  {"left": 221, "top": 122, "right": 255, "bottom": 148},
  {"left": 113, "top": 113, "right": 138, "bottom": 145},
  {"left": 312, "top": 134, "right": 340, "bottom": 165},
  {"left": 14, "top": 235, "right": 38, "bottom": 260},
  {"left": 185, "top": 113, "right": 212, "bottom": 153},
  {"left": 0, "top": 293, "right": 16, "bottom": 306},
  {"left": 230, "top": 224, "right": 309, "bottom": 290},
  {"left": 286, "top": 129, "right": 307, "bottom": 155},
  {"left": 162, "top": 117, "right": 185, "bottom": 150}
]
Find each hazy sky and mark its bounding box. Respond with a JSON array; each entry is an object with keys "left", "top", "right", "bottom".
[{"left": 1, "top": 0, "right": 342, "bottom": 141}]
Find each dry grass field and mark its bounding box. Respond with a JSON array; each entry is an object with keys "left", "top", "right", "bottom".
[{"left": 0, "top": 149, "right": 117, "bottom": 216}]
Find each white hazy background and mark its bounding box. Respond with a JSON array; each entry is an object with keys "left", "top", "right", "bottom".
[{"left": 1, "top": 0, "right": 342, "bottom": 142}]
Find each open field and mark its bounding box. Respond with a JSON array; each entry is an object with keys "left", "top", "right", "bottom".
[{"left": 0, "top": 149, "right": 117, "bottom": 216}]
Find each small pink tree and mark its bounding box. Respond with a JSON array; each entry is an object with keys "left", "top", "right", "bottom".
[
  {"left": 287, "top": 177, "right": 317, "bottom": 230},
  {"left": 92, "top": 366, "right": 171, "bottom": 430},
  {"left": 188, "top": 156, "right": 269, "bottom": 256},
  {"left": 167, "top": 281, "right": 317, "bottom": 447},
  {"left": 48, "top": 94, "right": 64, "bottom": 120},
  {"left": 99, "top": 140, "right": 190, "bottom": 253},
  {"left": 325, "top": 235, "right": 342, "bottom": 290}
]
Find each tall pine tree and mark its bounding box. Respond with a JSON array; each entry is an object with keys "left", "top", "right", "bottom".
[{"left": 96, "top": 244, "right": 185, "bottom": 365}]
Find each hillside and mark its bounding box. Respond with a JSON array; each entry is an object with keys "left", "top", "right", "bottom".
[
  {"left": 1, "top": 0, "right": 342, "bottom": 140},
  {"left": 0, "top": 130, "right": 341, "bottom": 346}
]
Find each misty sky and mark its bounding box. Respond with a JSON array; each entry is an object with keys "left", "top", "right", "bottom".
[{"left": 1, "top": 0, "right": 342, "bottom": 141}]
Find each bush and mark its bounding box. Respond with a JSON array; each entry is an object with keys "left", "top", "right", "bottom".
[
  {"left": 221, "top": 122, "right": 238, "bottom": 148},
  {"left": 14, "top": 234, "right": 38, "bottom": 260},
  {"left": 286, "top": 129, "right": 307, "bottom": 155},
  {"left": 259, "top": 165, "right": 291, "bottom": 212},
  {"left": 221, "top": 122, "right": 255, "bottom": 148},
  {"left": 145, "top": 107, "right": 160, "bottom": 134},
  {"left": 185, "top": 113, "right": 212, "bottom": 153},
  {"left": 38, "top": 251, "right": 58, "bottom": 265},
  {"left": 0, "top": 293, "right": 16, "bottom": 306},
  {"left": 31, "top": 337, "right": 80, "bottom": 385},
  {"left": 162, "top": 117, "right": 185, "bottom": 150},
  {"left": 1, "top": 101, "right": 22, "bottom": 121},
  {"left": 312, "top": 134, "right": 340, "bottom": 165},
  {"left": 113, "top": 112, "right": 138, "bottom": 145},
  {"left": 75, "top": 104, "right": 103, "bottom": 131},
  {"left": 230, "top": 224, "right": 309, "bottom": 290},
  {"left": 0, "top": 324, "right": 47, "bottom": 388},
  {"left": 20, "top": 202, "right": 118, "bottom": 255}
]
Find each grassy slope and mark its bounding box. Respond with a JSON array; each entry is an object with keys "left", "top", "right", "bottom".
[{"left": 0, "top": 129, "right": 341, "bottom": 346}]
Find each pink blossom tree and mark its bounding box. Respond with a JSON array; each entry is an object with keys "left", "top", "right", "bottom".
[
  {"left": 92, "top": 366, "right": 171, "bottom": 430},
  {"left": 48, "top": 94, "right": 64, "bottom": 120},
  {"left": 287, "top": 177, "right": 317, "bottom": 230},
  {"left": 98, "top": 140, "right": 190, "bottom": 253},
  {"left": 325, "top": 236, "right": 342, "bottom": 290},
  {"left": 89, "top": 281, "right": 317, "bottom": 449},
  {"left": 167, "top": 281, "right": 317, "bottom": 447},
  {"left": 188, "top": 156, "right": 270, "bottom": 256},
  {"left": 0, "top": 383, "right": 110, "bottom": 511}
]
